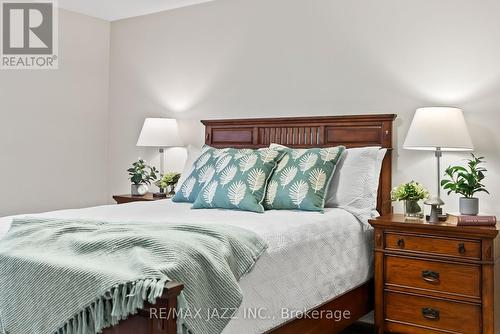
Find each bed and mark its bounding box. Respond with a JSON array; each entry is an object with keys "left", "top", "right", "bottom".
[{"left": 0, "top": 114, "right": 396, "bottom": 334}]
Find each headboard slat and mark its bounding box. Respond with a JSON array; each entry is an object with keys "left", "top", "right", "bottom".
[{"left": 201, "top": 114, "right": 396, "bottom": 215}]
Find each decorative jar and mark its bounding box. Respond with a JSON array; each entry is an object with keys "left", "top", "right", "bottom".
[{"left": 404, "top": 199, "right": 424, "bottom": 219}]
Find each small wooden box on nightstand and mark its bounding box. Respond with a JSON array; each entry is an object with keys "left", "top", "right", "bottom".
[
  {"left": 113, "top": 193, "right": 167, "bottom": 204},
  {"left": 369, "top": 214, "right": 500, "bottom": 334}
]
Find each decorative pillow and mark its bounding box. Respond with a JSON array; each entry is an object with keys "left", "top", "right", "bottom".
[
  {"left": 172, "top": 145, "right": 230, "bottom": 203},
  {"left": 175, "top": 144, "right": 202, "bottom": 193},
  {"left": 264, "top": 145, "right": 345, "bottom": 212},
  {"left": 324, "top": 147, "right": 386, "bottom": 229},
  {"left": 325, "top": 146, "right": 386, "bottom": 211},
  {"left": 192, "top": 148, "right": 284, "bottom": 213}
]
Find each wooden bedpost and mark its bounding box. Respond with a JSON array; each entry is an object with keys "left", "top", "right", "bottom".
[{"left": 102, "top": 282, "right": 184, "bottom": 334}]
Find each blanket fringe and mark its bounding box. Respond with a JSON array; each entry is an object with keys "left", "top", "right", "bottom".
[
  {"left": 0, "top": 310, "right": 5, "bottom": 334},
  {"left": 56, "top": 277, "right": 168, "bottom": 334},
  {"left": 177, "top": 291, "right": 189, "bottom": 334}
]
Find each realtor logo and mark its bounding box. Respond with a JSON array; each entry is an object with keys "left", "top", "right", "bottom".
[{"left": 1, "top": 0, "right": 58, "bottom": 69}]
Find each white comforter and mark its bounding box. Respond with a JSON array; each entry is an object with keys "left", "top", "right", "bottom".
[{"left": 0, "top": 200, "right": 373, "bottom": 334}]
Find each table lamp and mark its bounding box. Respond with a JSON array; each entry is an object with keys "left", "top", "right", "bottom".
[
  {"left": 404, "top": 107, "right": 474, "bottom": 219},
  {"left": 137, "top": 118, "right": 183, "bottom": 197}
]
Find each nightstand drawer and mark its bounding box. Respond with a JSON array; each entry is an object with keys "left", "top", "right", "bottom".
[
  {"left": 385, "top": 291, "right": 481, "bottom": 334},
  {"left": 385, "top": 232, "right": 481, "bottom": 260},
  {"left": 385, "top": 255, "right": 481, "bottom": 299}
]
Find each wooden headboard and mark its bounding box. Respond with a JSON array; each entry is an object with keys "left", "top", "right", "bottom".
[{"left": 201, "top": 114, "right": 397, "bottom": 215}]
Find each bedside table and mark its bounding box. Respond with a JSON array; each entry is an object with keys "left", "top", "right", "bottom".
[
  {"left": 369, "top": 214, "right": 499, "bottom": 334},
  {"left": 112, "top": 193, "right": 168, "bottom": 204}
]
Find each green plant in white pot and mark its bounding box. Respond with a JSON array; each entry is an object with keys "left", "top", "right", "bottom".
[
  {"left": 127, "top": 159, "right": 159, "bottom": 196},
  {"left": 441, "top": 154, "right": 489, "bottom": 215}
]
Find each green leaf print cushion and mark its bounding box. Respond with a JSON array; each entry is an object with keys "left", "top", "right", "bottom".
[
  {"left": 172, "top": 145, "right": 231, "bottom": 203},
  {"left": 192, "top": 148, "right": 284, "bottom": 213},
  {"left": 264, "top": 145, "right": 345, "bottom": 212}
]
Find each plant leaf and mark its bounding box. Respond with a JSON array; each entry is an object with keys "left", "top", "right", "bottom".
[
  {"left": 198, "top": 165, "right": 215, "bottom": 185},
  {"left": 280, "top": 166, "right": 298, "bottom": 188},
  {"left": 291, "top": 149, "right": 307, "bottom": 160},
  {"left": 234, "top": 149, "right": 254, "bottom": 160},
  {"left": 247, "top": 168, "right": 266, "bottom": 194},
  {"left": 266, "top": 180, "right": 279, "bottom": 207},
  {"left": 215, "top": 155, "right": 232, "bottom": 173},
  {"left": 228, "top": 181, "right": 247, "bottom": 207},
  {"left": 239, "top": 154, "right": 258, "bottom": 173},
  {"left": 275, "top": 154, "right": 290, "bottom": 172},
  {"left": 289, "top": 180, "right": 309, "bottom": 208},
  {"left": 319, "top": 147, "right": 339, "bottom": 164},
  {"left": 181, "top": 176, "right": 196, "bottom": 199},
  {"left": 195, "top": 153, "right": 211, "bottom": 170},
  {"left": 212, "top": 148, "right": 230, "bottom": 159},
  {"left": 259, "top": 148, "right": 280, "bottom": 163},
  {"left": 220, "top": 165, "right": 237, "bottom": 187},
  {"left": 202, "top": 180, "right": 218, "bottom": 206},
  {"left": 299, "top": 153, "right": 318, "bottom": 173},
  {"left": 308, "top": 168, "right": 327, "bottom": 193}
]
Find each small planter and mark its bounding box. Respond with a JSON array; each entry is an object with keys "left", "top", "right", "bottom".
[
  {"left": 404, "top": 199, "right": 424, "bottom": 219},
  {"left": 166, "top": 185, "right": 176, "bottom": 197},
  {"left": 131, "top": 184, "right": 148, "bottom": 196},
  {"left": 459, "top": 197, "right": 479, "bottom": 215}
]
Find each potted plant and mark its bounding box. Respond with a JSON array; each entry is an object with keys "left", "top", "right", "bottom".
[
  {"left": 127, "top": 159, "right": 159, "bottom": 195},
  {"left": 391, "top": 181, "right": 429, "bottom": 219},
  {"left": 441, "top": 154, "right": 489, "bottom": 215},
  {"left": 155, "top": 172, "right": 181, "bottom": 197}
]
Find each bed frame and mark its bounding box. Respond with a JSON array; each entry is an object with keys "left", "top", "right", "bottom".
[{"left": 102, "top": 114, "right": 397, "bottom": 334}]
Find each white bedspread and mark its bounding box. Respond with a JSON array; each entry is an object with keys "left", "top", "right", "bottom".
[{"left": 0, "top": 200, "right": 373, "bottom": 334}]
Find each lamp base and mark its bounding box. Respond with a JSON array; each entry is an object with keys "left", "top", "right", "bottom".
[
  {"left": 425, "top": 200, "right": 447, "bottom": 222},
  {"left": 426, "top": 214, "right": 448, "bottom": 222}
]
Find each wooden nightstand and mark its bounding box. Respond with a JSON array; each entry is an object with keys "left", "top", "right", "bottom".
[
  {"left": 112, "top": 193, "right": 168, "bottom": 204},
  {"left": 369, "top": 214, "right": 500, "bottom": 334}
]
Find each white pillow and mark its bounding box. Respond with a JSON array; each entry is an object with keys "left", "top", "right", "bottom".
[
  {"left": 174, "top": 144, "right": 202, "bottom": 193},
  {"left": 372, "top": 149, "right": 387, "bottom": 206},
  {"left": 325, "top": 147, "right": 386, "bottom": 217}
]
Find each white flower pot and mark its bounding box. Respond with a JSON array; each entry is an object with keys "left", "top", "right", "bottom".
[
  {"left": 459, "top": 197, "right": 479, "bottom": 215},
  {"left": 131, "top": 184, "right": 148, "bottom": 196}
]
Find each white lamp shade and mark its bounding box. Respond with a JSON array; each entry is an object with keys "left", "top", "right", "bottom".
[
  {"left": 136, "top": 118, "right": 183, "bottom": 147},
  {"left": 404, "top": 107, "right": 474, "bottom": 151}
]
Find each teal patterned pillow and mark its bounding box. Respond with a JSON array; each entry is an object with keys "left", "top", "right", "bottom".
[
  {"left": 172, "top": 145, "right": 230, "bottom": 203},
  {"left": 264, "top": 145, "right": 345, "bottom": 212},
  {"left": 192, "top": 148, "right": 284, "bottom": 213}
]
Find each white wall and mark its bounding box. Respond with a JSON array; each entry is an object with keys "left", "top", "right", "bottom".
[
  {"left": 107, "top": 0, "right": 500, "bottom": 216},
  {"left": 0, "top": 9, "right": 110, "bottom": 216}
]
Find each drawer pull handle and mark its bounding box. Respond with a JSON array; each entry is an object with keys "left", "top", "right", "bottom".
[
  {"left": 397, "top": 238, "right": 405, "bottom": 249},
  {"left": 458, "top": 243, "right": 466, "bottom": 255},
  {"left": 422, "top": 270, "right": 440, "bottom": 283},
  {"left": 422, "top": 307, "right": 440, "bottom": 320}
]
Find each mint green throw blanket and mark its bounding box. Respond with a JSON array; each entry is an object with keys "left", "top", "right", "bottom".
[{"left": 0, "top": 217, "right": 267, "bottom": 334}]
